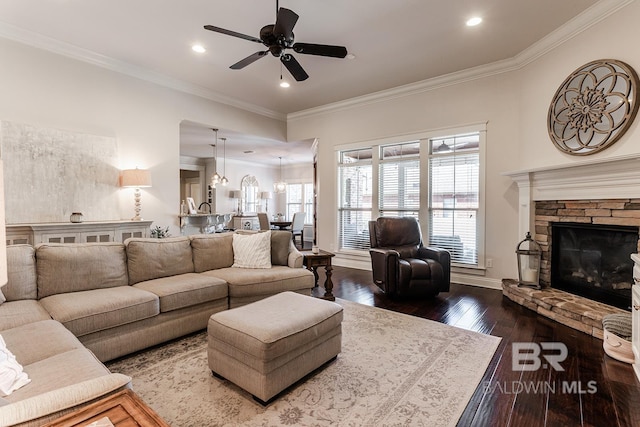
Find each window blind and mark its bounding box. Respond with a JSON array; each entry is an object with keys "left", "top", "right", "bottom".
[{"left": 428, "top": 137, "right": 480, "bottom": 265}]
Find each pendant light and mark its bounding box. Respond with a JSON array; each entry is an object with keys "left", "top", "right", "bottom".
[
  {"left": 273, "top": 156, "right": 287, "bottom": 193},
  {"left": 220, "top": 137, "right": 229, "bottom": 186},
  {"left": 211, "top": 128, "right": 221, "bottom": 188}
]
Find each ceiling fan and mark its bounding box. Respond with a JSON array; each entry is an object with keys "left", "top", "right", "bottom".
[{"left": 204, "top": 1, "right": 348, "bottom": 82}]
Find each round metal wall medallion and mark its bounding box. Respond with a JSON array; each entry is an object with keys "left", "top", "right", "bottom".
[{"left": 547, "top": 59, "right": 639, "bottom": 156}]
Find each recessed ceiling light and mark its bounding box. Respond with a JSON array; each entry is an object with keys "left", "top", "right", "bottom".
[
  {"left": 466, "top": 17, "right": 482, "bottom": 27},
  {"left": 191, "top": 44, "right": 206, "bottom": 53},
  {"left": 280, "top": 81, "right": 290, "bottom": 88}
]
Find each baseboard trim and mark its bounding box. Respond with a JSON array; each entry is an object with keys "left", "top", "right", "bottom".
[{"left": 452, "top": 274, "right": 502, "bottom": 290}]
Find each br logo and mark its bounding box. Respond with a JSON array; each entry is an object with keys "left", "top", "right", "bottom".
[{"left": 512, "top": 342, "right": 568, "bottom": 371}]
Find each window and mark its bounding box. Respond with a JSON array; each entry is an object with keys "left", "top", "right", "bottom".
[
  {"left": 338, "top": 148, "right": 372, "bottom": 250},
  {"left": 379, "top": 142, "right": 420, "bottom": 219},
  {"left": 428, "top": 133, "right": 480, "bottom": 266},
  {"left": 336, "top": 126, "right": 484, "bottom": 268},
  {"left": 286, "top": 182, "right": 314, "bottom": 224}
]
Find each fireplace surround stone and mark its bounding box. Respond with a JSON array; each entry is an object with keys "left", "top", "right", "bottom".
[{"left": 502, "top": 278, "right": 626, "bottom": 339}]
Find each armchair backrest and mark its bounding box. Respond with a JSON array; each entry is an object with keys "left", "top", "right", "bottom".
[{"left": 369, "top": 217, "right": 422, "bottom": 257}]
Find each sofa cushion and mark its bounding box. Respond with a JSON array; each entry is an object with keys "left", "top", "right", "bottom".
[
  {"left": 4, "top": 245, "right": 37, "bottom": 301},
  {"left": 133, "top": 273, "right": 228, "bottom": 313},
  {"left": 36, "top": 243, "right": 128, "bottom": 299},
  {"left": 39, "top": 287, "right": 159, "bottom": 337},
  {"left": 232, "top": 231, "right": 271, "bottom": 269},
  {"left": 125, "top": 237, "right": 194, "bottom": 285},
  {"left": 190, "top": 233, "right": 234, "bottom": 273},
  {"left": 5, "top": 348, "right": 111, "bottom": 403},
  {"left": 271, "top": 230, "right": 292, "bottom": 266},
  {"left": 1, "top": 320, "right": 84, "bottom": 366},
  {"left": 0, "top": 335, "right": 30, "bottom": 396},
  {"left": 203, "top": 266, "right": 314, "bottom": 298},
  {"left": 0, "top": 301, "right": 51, "bottom": 331}
]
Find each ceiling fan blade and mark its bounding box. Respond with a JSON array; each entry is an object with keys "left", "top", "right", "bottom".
[
  {"left": 293, "top": 43, "right": 348, "bottom": 58},
  {"left": 281, "top": 54, "right": 308, "bottom": 81},
  {"left": 230, "top": 51, "right": 269, "bottom": 69},
  {"left": 273, "top": 8, "right": 299, "bottom": 41},
  {"left": 204, "top": 25, "right": 262, "bottom": 43}
]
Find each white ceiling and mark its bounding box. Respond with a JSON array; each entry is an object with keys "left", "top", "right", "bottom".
[{"left": 0, "top": 0, "right": 604, "bottom": 164}]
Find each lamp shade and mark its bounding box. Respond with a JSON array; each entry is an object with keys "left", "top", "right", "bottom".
[
  {"left": 0, "top": 160, "right": 6, "bottom": 286},
  {"left": 121, "top": 168, "right": 152, "bottom": 188},
  {"left": 230, "top": 190, "right": 242, "bottom": 199},
  {"left": 260, "top": 191, "right": 273, "bottom": 200}
]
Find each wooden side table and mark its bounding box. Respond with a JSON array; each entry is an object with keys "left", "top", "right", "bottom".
[
  {"left": 44, "top": 389, "right": 169, "bottom": 427},
  {"left": 301, "top": 249, "right": 336, "bottom": 301}
]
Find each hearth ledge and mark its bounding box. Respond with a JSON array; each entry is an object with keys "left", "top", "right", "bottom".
[{"left": 502, "top": 278, "right": 627, "bottom": 339}]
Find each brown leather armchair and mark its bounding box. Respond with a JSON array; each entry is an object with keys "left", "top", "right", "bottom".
[{"left": 369, "top": 217, "right": 450, "bottom": 298}]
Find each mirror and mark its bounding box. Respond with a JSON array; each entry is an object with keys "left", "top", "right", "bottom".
[{"left": 241, "top": 175, "right": 259, "bottom": 214}]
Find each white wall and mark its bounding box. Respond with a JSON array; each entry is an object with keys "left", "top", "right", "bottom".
[
  {"left": 517, "top": 1, "right": 640, "bottom": 169},
  {"left": 0, "top": 37, "right": 286, "bottom": 236}
]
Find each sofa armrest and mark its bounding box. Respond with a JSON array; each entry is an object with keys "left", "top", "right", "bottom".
[
  {"left": 287, "top": 242, "right": 304, "bottom": 268},
  {"left": 0, "top": 373, "right": 131, "bottom": 427}
]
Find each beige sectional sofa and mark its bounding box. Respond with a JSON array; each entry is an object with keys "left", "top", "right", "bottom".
[{"left": 0, "top": 231, "right": 314, "bottom": 426}]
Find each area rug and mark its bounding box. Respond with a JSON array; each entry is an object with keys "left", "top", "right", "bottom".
[{"left": 107, "top": 299, "right": 501, "bottom": 426}]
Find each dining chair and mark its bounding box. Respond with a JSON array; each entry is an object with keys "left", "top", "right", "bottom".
[
  {"left": 257, "top": 212, "right": 271, "bottom": 231},
  {"left": 290, "top": 212, "right": 306, "bottom": 247}
]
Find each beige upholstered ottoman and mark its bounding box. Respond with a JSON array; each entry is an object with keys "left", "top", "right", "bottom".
[{"left": 207, "top": 291, "right": 343, "bottom": 404}]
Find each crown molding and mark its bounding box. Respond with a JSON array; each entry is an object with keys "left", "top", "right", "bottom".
[
  {"left": 288, "top": 0, "right": 634, "bottom": 121},
  {"left": 0, "top": 21, "right": 286, "bottom": 122},
  {"left": 0, "top": 0, "right": 631, "bottom": 124}
]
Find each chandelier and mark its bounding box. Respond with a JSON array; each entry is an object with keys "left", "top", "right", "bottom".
[{"left": 273, "top": 157, "right": 287, "bottom": 193}]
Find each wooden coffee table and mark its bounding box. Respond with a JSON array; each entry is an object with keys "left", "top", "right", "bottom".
[
  {"left": 44, "top": 389, "right": 169, "bottom": 427},
  {"left": 301, "top": 249, "right": 335, "bottom": 301}
]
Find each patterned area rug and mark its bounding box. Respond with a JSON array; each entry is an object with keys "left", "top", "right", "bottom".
[{"left": 107, "top": 299, "right": 501, "bottom": 426}]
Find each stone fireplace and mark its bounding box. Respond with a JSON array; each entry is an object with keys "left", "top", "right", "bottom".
[
  {"left": 535, "top": 199, "right": 640, "bottom": 310},
  {"left": 502, "top": 155, "right": 640, "bottom": 337}
]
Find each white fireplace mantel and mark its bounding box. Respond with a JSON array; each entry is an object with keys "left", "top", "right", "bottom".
[{"left": 503, "top": 153, "right": 640, "bottom": 238}]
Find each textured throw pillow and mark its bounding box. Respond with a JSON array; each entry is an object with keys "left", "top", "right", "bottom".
[
  {"left": 232, "top": 231, "right": 272, "bottom": 269},
  {"left": 0, "top": 335, "right": 30, "bottom": 396}
]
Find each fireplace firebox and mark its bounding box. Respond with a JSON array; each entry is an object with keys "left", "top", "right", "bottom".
[{"left": 551, "top": 222, "right": 637, "bottom": 311}]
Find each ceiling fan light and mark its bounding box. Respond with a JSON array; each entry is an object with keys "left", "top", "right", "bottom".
[
  {"left": 191, "top": 44, "right": 206, "bottom": 53},
  {"left": 280, "top": 80, "right": 290, "bottom": 88}
]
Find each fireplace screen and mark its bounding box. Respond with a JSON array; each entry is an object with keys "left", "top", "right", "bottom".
[{"left": 551, "top": 222, "right": 637, "bottom": 311}]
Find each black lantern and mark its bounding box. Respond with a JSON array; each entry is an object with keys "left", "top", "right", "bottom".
[{"left": 516, "top": 232, "right": 542, "bottom": 289}]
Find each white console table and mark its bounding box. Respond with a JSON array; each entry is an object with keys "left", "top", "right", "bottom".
[{"left": 6, "top": 220, "right": 152, "bottom": 245}]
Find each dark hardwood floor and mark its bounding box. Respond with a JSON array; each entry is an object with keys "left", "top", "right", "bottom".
[{"left": 310, "top": 265, "right": 640, "bottom": 427}]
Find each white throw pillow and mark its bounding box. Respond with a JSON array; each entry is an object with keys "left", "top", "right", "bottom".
[
  {"left": 232, "top": 231, "right": 272, "bottom": 269},
  {"left": 0, "top": 335, "right": 30, "bottom": 396}
]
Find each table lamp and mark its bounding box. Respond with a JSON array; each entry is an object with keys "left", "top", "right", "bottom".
[{"left": 121, "top": 168, "right": 152, "bottom": 221}]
